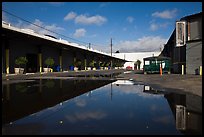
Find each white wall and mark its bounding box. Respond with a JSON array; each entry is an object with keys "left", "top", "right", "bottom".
[{"left": 112, "top": 52, "right": 161, "bottom": 69}]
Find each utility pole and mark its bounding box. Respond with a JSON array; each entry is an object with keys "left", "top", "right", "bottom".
[
  {"left": 110, "top": 38, "right": 113, "bottom": 70},
  {"left": 88, "top": 43, "right": 91, "bottom": 49},
  {"left": 111, "top": 38, "right": 112, "bottom": 57}
]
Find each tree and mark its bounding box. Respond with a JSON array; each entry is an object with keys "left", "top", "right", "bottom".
[
  {"left": 45, "top": 57, "right": 55, "bottom": 68},
  {"left": 89, "top": 60, "right": 96, "bottom": 68},
  {"left": 136, "top": 59, "right": 141, "bottom": 70},
  {"left": 74, "top": 59, "right": 82, "bottom": 70},
  {"left": 115, "top": 50, "right": 120, "bottom": 53},
  {"left": 15, "top": 56, "right": 28, "bottom": 68}
]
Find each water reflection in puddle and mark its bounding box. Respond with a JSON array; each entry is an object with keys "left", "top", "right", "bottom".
[{"left": 2, "top": 79, "right": 202, "bottom": 135}]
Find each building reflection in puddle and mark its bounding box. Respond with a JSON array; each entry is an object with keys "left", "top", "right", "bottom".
[
  {"left": 2, "top": 79, "right": 115, "bottom": 125},
  {"left": 164, "top": 92, "right": 202, "bottom": 135},
  {"left": 2, "top": 79, "right": 202, "bottom": 135},
  {"left": 141, "top": 84, "right": 202, "bottom": 135}
]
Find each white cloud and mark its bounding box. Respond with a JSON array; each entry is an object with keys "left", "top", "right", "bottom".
[
  {"left": 153, "top": 115, "right": 173, "bottom": 125},
  {"left": 152, "top": 9, "right": 178, "bottom": 19},
  {"left": 127, "top": 16, "right": 134, "bottom": 23},
  {"left": 150, "top": 22, "right": 170, "bottom": 31},
  {"left": 15, "top": 19, "right": 64, "bottom": 37},
  {"left": 65, "top": 110, "right": 107, "bottom": 123},
  {"left": 73, "top": 28, "right": 86, "bottom": 38},
  {"left": 115, "top": 36, "right": 167, "bottom": 52},
  {"left": 150, "top": 23, "right": 159, "bottom": 31},
  {"left": 75, "top": 14, "right": 107, "bottom": 25},
  {"left": 64, "top": 11, "right": 77, "bottom": 20},
  {"left": 64, "top": 12, "right": 107, "bottom": 26},
  {"left": 2, "top": 12, "right": 9, "bottom": 22},
  {"left": 48, "top": 2, "right": 64, "bottom": 6},
  {"left": 99, "top": 2, "right": 110, "bottom": 8}
]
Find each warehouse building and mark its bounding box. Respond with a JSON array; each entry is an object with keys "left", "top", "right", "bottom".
[
  {"left": 160, "top": 12, "right": 202, "bottom": 74},
  {"left": 2, "top": 21, "right": 125, "bottom": 74}
]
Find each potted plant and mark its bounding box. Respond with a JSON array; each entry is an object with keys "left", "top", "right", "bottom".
[
  {"left": 89, "top": 60, "right": 96, "bottom": 70},
  {"left": 104, "top": 62, "right": 110, "bottom": 70},
  {"left": 15, "top": 56, "right": 28, "bottom": 74},
  {"left": 69, "top": 61, "right": 74, "bottom": 71},
  {"left": 74, "top": 59, "right": 82, "bottom": 71},
  {"left": 99, "top": 62, "right": 105, "bottom": 70},
  {"left": 44, "top": 57, "right": 55, "bottom": 73}
]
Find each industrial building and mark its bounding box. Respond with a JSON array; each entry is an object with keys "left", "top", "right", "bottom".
[
  {"left": 112, "top": 52, "right": 161, "bottom": 70},
  {"left": 2, "top": 21, "right": 125, "bottom": 74},
  {"left": 160, "top": 12, "right": 202, "bottom": 74}
]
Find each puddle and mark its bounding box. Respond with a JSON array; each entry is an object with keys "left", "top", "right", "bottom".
[{"left": 2, "top": 79, "right": 202, "bottom": 135}]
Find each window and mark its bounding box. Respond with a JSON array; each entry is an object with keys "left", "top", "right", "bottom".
[
  {"left": 176, "top": 21, "right": 186, "bottom": 47},
  {"left": 145, "top": 60, "right": 149, "bottom": 65}
]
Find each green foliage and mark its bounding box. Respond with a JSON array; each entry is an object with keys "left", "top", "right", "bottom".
[
  {"left": 105, "top": 62, "right": 110, "bottom": 67},
  {"left": 135, "top": 59, "right": 141, "bottom": 69},
  {"left": 89, "top": 60, "right": 96, "bottom": 68},
  {"left": 135, "top": 59, "right": 141, "bottom": 65},
  {"left": 74, "top": 59, "right": 82, "bottom": 67},
  {"left": 15, "top": 56, "right": 28, "bottom": 68},
  {"left": 114, "top": 62, "right": 123, "bottom": 67},
  {"left": 100, "top": 62, "right": 106, "bottom": 67},
  {"left": 45, "top": 57, "right": 55, "bottom": 68}
]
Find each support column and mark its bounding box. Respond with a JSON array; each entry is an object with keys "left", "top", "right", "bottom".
[
  {"left": 84, "top": 59, "right": 87, "bottom": 71},
  {"left": 59, "top": 55, "right": 62, "bottom": 72},
  {"left": 5, "top": 49, "right": 9, "bottom": 74},
  {"left": 38, "top": 53, "right": 42, "bottom": 73},
  {"left": 84, "top": 54, "right": 87, "bottom": 71},
  {"left": 182, "top": 65, "right": 184, "bottom": 75},
  {"left": 200, "top": 66, "right": 202, "bottom": 75}
]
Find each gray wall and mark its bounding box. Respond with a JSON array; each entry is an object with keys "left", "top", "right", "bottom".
[
  {"left": 186, "top": 16, "right": 202, "bottom": 74},
  {"left": 186, "top": 41, "right": 202, "bottom": 74},
  {"left": 9, "top": 40, "right": 38, "bottom": 73},
  {"left": 62, "top": 50, "right": 74, "bottom": 71},
  {"left": 41, "top": 45, "right": 60, "bottom": 68}
]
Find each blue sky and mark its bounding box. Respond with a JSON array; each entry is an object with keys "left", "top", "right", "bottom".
[{"left": 2, "top": 2, "right": 202, "bottom": 53}]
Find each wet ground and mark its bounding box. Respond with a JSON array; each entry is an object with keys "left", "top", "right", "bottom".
[
  {"left": 2, "top": 79, "right": 202, "bottom": 135},
  {"left": 2, "top": 70, "right": 202, "bottom": 135},
  {"left": 117, "top": 71, "right": 202, "bottom": 97}
]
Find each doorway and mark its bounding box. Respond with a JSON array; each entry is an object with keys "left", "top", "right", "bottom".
[{"left": 26, "top": 54, "right": 37, "bottom": 73}]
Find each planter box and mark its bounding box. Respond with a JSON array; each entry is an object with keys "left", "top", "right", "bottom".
[
  {"left": 74, "top": 67, "right": 78, "bottom": 71},
  {"left": 43, "top": 68, "right": 51, "bottom": 73},
  {"left": 14, "top": 68, "right": 24, "bottom": 74}
]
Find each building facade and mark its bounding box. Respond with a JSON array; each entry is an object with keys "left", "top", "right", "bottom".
[
  {"left": 112, "top": 52, "right": 161, "bottom": 70},
  {"left": 2, "top": 22, "right": 125, "bottom": 74},
  {"left": 160, "top": 12, "right": 202, "bottom": 74}
]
